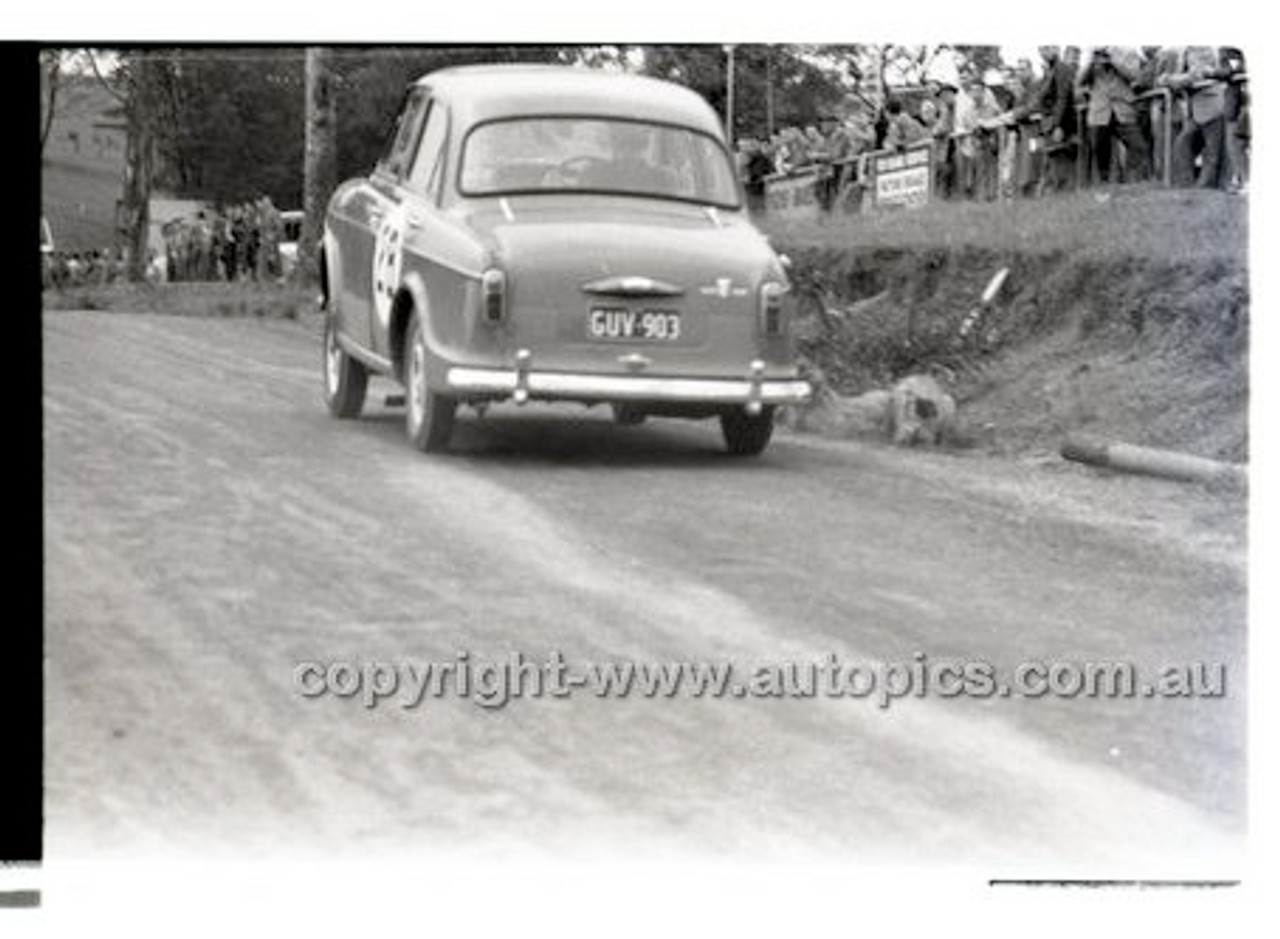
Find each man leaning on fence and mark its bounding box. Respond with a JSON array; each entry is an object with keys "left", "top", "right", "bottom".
[
  {"left": 1079, "top": 46, "right": 1149, "bottom": 185},
  {"left": 1159, "top": 46, "right": 1229, "bottom": 189},
  {"left": 1015, "top": 46, "right": 1080, "bottom": 194}
]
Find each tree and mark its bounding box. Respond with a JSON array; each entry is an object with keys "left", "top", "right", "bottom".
[
  {"left": 301, "top": 47, "right": 336, "bottom": 285},
  {"left": 39, "top": 50, "right": 62, "bottom": 157},
  {"left": 155, "top": 49, "right": 306, "bottom": 206},
  {"left": 636, "top": 44, "right": 849, "bottom": 143},
  {"left": 108, "top": 50, "right": 162, "bottom": 282}
]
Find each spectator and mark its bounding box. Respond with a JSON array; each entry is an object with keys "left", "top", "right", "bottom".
[
  {"left": 244, "top": 201, "right": 261, "bottom": 279},
  {"left": 951, "top": 80, "right": 980, "bottom": 198},
  {"left": 970, "top": 75, "right": 1006, "bottom": 201},
  {"left": 1160, "top": 46, "right": 1228, "bottom": 188},
  {"left": 766, "top": 131, "right": 788, "bottom": 175},
  {"left": 210, "top": 209, "right": 228, "bottom": 281},
  {"left": 163, "top": 220, "right": 184, "bottom": 282},
  {"left": 773, "top": 127, "right": 804, "bottom": 172},
  {"left": 257, "top": 196, "right": 283, "bottom": 281},
  {"left": 836, "top": 100, "right": 879, "bottom": 209},
  {"left": 979, "top": 69, "right": 1024, "bottom": 200},
  {"left": 1079, "top": 46, "right": 1150, "bottom": 184},
  {"left": 844, "top": 99, "right": 879, "bottom": 157},
  {"left": 821, "top": 114, "right": 853, "bottom": 206},
  {"left": 1019, "top": 46, "right": 1080, "bottom": 194},
  {"left": 739, "top": 138, "right": 774, "bottom": 212},
  {"left": 146, "top": 248, "right": 165, "bottom": 284},
  {"left": 190, "top": 211, "right": 213, "bottom": 281},
  {"left": 927, "top": 82, "right": 959, "bottom": 198},
  {"left": 810, "top": 119, "right": 839, "bottom": 210},
  {"left": 804, "top": 125, "right": 828, "bottom": 159},
  {"left": 1145, "top": 46, "right": 1185, "bottom": 182},
  {"left": 883, "top": 97, "right": 926, "bottom": 152},
  {"left": 1220, "top": 47, "right": 1248, "bottom": 193},
  {"left": 231, "top": 205, "right": 251, "bottom": 281}
]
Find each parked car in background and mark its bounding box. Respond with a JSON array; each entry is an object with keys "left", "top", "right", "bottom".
[{"left": 320, "top": 64, "right": 810, "bottom": 454}]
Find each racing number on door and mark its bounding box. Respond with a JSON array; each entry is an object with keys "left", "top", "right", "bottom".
[{"left": 371, "top": 202, "right": 407, "bottom": 329}]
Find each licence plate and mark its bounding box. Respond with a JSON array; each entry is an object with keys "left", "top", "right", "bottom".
[{"left": 588, "top": 307, "right": 681, "bottom": 342}]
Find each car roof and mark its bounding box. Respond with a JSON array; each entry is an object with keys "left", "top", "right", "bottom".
[{"left": 416, "top": 64, "right": 727, "bottom": 140}]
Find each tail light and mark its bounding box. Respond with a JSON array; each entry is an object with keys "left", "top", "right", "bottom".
[
  {"left": 481, "top": 268, "right": 506, "bottom": 325},
  {"left": 759, "top": 281, "right": 785, "bottom": 336}
]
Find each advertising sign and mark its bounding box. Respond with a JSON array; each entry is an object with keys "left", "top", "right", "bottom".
[
  {"left": 872, "top": 143, "right": 932, "bottom": 208},
  {"left": 763, "top": 167, "right": 822, "bottom": 220}
]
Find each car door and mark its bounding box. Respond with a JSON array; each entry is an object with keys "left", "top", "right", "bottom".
[
  {"left": 343, "top": 87, "right": 433, "bottom": 350},
  {"left": 369, "top": 92, "right": 451, "bottom": 359}
]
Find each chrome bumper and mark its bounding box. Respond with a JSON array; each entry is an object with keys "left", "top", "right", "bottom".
[{"left": 446, "top": 357, "right": 811, "bottom": 414}]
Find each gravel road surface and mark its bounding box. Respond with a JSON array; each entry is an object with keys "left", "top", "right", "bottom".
[{"left": 43, "top": 310, "right": 1246, "bottom": 876}]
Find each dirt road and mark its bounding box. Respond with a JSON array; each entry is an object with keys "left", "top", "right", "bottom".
[{"left": 43, "top": 310, "right": 1246, "bottom": 874}]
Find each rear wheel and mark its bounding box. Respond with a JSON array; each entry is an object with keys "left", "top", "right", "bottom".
[
  {"left": 720, "top": 406, "right": 775, "bottom": 456},
  {"left": 323, "top": 315, "right": 368, "bottom": 418},
  {"left": 405, "top": 311, "right": 456, "bottom": 452}
]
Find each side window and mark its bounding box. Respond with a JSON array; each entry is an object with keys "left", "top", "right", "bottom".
[
  {"left": 379, "top": 89, "right": 430, "bottom": 181},
  {"left": 408, "top": 99, "right": 449, "bottom": 201}
]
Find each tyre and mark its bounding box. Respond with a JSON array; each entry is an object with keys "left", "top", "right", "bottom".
[
  {"left": 720, "top": 406, "right": 775, "bottom": 456},
  {"left": 611, "top": 402, "right": 647, "bottom": 426},
  {"left": 323, "top": 315, "right": 368, "bottom": 418},
  {"left": 404, "top": 311, "right": 456, "bottom": 452}
]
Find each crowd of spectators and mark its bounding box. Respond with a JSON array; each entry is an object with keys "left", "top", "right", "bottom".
[
  {"left": 43, "top": 246, "right": 129, "bottom": 289},
  {"left": 158, "top": 196, "right": 288, "bottom": 284},
  {"left": 43, "top": 195, "right": 292, "bottom": 290},
  {"left": 737, "top": 45, "right": 1249, "bottom": 212}
]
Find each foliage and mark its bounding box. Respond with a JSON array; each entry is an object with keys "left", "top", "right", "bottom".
[
  {"left": 155, "top": 49, "right": 307, "bottom": 206},
  {"left": 329, "top": 46, "right": 572, "bottom": 182},
  {"left": 635, "top": 44, "right": 849, "bottom": 141},
  {"left": 63, "top": 43, "right": 1013, "bottom": 211},
  {"left": 97, "top": 46, "right": 576, "bottom": 209}
]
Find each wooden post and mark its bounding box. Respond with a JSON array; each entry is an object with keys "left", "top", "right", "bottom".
[
  {"left": 301, "top": 47, "right": 337, "bottom": 287},
  {"left": 765, "top": 45, "right": 775, "bottom": 139},
  {"left": 724, "top": 44, "right": 736, "bottom": 149}
]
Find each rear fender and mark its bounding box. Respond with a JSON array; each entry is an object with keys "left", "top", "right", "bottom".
[
  {"left": 392, "top": 270, "right": 451, "bottom": 388},
  {"left": 321, "top": 228, "right": 344, "bottom": 324}
]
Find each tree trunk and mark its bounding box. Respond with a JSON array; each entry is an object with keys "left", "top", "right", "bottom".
[
  {"left": 765, "top": 46, "right": 774, "bottom": 139},
  {"left": 123, "top": 54, "right": 157, "bottom": 283},
  {"left": 301, "top": 47, "right": 337, "bottom": 287},
  {"left": 40, "top": 55, "right": 60, "bottom": 157}
]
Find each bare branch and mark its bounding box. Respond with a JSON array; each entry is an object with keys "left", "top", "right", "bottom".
[
  {"left": 85, "top": 49, "right": 127, "bottom": 105},
  {"left": 39, "top": 52, "right": 60, "bottom": 155}
]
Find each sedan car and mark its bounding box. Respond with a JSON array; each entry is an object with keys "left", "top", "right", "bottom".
[{"left": 320, "top": 63, "right": 811, "bottom": 454}]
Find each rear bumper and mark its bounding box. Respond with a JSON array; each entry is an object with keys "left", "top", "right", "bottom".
[{"left": 446, "top": 361, "right": 812, "bottom": 410}]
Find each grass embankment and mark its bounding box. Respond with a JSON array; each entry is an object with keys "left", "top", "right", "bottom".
[
  {"left": 42, "top": 281, "right": 316, "bottom": 321},
  {"left": 761, "top": 187, "right": 1249, "bottom": 462}
]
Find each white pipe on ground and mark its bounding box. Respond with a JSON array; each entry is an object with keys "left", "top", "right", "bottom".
[{"left": 1061, "top": 434, "right": 1247, "bottom": 489}]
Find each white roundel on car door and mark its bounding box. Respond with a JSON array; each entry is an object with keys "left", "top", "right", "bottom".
[{"left": 371, "top": 202, "right": 408, "bottom": 328}]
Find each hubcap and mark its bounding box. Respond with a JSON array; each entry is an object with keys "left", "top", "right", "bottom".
[
  {"left": 325, "top": 325, "right": 341, "bottom": 394},
  {"left": 409, "top": 335, "right": 426, "bottom": 429}
]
